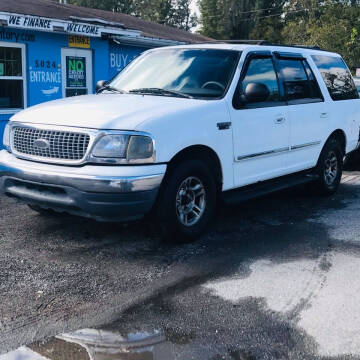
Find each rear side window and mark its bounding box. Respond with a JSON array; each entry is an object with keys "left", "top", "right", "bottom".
[
  {"left": 311, "top": 55, "right": 358, "bottom": 101},
  {"left": 303, "top": 61, "right": 323, "bottom": 99},
  {"left": 278, "top": 58, "right": 322, "bottom": 102}
]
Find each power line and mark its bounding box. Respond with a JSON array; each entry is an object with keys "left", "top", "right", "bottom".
[
  {"left": 201, "top": 7, "right": 309, "bottom": 21},
  {"left": 238, "top": 8, "right": 308, "bottom": 22},
  {"left": 202, "top": 5, "right": 285, "bottom": 17}
]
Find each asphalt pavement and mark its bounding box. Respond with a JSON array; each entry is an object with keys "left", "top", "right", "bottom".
[{"left": 1, "top": 171, "right": 360, "bottom": 359}]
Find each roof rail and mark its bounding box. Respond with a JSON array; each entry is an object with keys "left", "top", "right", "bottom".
[
  {"left": 196, "top": 39, "right": 269, "bottom": 45},
  {"left": 194, "top": 39, "right": 326, "bottom": 51}
]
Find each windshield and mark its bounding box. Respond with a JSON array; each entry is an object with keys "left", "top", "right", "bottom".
[{"left": 108, "top": 48, "right": 240, "bottom": 99}]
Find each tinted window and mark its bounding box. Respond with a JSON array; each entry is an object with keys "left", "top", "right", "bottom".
[
  {"left": 0, "top": 46, "right": 24, "bottom": 109},
  {"left": 355, "top": 78, "right": 360, "bottom": 95},
  {"left": 312, "top": 55, "right": 358, "bottom": 101},
  {"left": 303, "top": 61, "right": 323, "bottom": 98},
  {"left": 242, "top": 57, "right": 280, "bottom": 103},
  {"left": 0, "top": 80, "right": 23, "bottom": 109},
  {"left": 0, "top": 47, "right": 22, "bottom": 76},
  {"left": 279, "top": 59, "right": 310, "bottom": 100}
]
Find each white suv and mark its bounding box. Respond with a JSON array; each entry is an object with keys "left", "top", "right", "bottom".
[{"left": 1, "top": 42, "right": 359, "bottom": 240}]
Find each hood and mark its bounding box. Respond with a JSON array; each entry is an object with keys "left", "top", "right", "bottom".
[{"left": 11, "top": 94, "right": 206, "bottom": 130}]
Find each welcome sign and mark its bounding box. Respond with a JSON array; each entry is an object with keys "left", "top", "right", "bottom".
[
  {"left": 7, "top": 14, "right": 100, "bottom": 36},
  {"left": 0, "top": 12, "right": 140, "bottom": 38}
]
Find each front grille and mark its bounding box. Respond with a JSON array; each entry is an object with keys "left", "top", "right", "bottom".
[{"left": 12, "top": 127, "right": 90, "bottom": 161}]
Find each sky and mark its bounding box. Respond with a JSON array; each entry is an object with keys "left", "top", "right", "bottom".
[
  {"left": 190, "top": 0, "right": 200, "bottom": 32},
  {"left": 191, "top": 0, "right": 200, "bottom": 16}
]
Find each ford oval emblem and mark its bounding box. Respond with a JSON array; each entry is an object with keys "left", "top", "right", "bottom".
[{"left": 33, "top": 139, "right": 50, "bottom": 149}]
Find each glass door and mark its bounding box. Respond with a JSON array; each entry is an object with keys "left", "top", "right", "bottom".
[{"left": 61, "top": 48, "right": 93, "bottom": 98}]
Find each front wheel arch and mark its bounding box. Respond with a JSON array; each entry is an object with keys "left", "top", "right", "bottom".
[
  {"left": 155, "top": 158, "right": 218, "bottom": 241},
  {"left": 165, "top": 145, "right": 223, "bottom": 194}
]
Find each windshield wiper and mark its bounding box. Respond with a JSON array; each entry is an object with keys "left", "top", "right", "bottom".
[
  {"left": 129, "top": 88, "right": 193, "bottom": 99},
  {"left": 97, "top": 85, "right": 127, "bottom": 94}
]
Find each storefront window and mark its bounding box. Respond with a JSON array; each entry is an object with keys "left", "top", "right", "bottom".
[{"left": 0, "top": 44, "right": 25, "bottom": 110}]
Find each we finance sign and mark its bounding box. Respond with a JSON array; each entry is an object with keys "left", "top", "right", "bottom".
[{"left": 2, "top": 13, "right": 102, "bottom": 37}]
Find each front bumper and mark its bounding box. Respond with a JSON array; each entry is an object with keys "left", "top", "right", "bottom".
[{"left": 0, "top": 151, "right": 166, "bottom": 221}]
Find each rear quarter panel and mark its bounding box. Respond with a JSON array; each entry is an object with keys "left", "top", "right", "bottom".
[{"left": 307, "top": 54, "right": 360, "bottom": 155}]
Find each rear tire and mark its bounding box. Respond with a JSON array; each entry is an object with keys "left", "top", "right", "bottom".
[
  {"left": 156, "top": 159, "right": 217, "bottom": 242},
  {"left": 313, "top": 138, "right": 343, "bottom": 195}
]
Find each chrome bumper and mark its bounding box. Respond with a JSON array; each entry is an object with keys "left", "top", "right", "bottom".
[
  {"left": 0, "top": 151, "right": 166, "bottom": 221},
  {"left": 0, "top": 150, "right": 165, "bottom": 193}
]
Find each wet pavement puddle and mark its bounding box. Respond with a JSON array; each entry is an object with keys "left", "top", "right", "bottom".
[
  {"left": 0, "top": 327, "right": 256, "bottom": 360},
  {"left": 0, "top": 328, "right": 173, "bottom": 360}
]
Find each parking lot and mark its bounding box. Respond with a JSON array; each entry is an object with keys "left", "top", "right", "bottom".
[{"left": 1, "top": 171, "right": 360, "bottom": 359}]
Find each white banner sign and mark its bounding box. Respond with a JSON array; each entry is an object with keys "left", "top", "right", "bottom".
[{"left": 0, "top": 12, "right": 140, "bottom": 38}]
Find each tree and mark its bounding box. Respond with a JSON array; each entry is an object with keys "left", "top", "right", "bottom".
[
  {"left": 172, "top": 0, "right": 198, "bottom": 31},
  {"left": 198, "top": 0, "right": 285, "bottom": 40},
  {"left": 198, "top": 0, "right": 222, "bottom": 38},
  {"left": 68, "top": 0, "right": 198, "bottom": 30},
  {"left": 282, "top": 0, "right": 360, "bottom": 71},
  {"left": 198, "top": 0, "right": 360, "bottom": 72}
]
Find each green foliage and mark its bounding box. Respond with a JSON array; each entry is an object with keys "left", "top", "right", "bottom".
[
  {"left": 199, "top": 0, "right": 286, "bottom": 40},
  {"left": 282, "top": 0, "right": 360, "bottom": 71},
  {"left": 68, "top": 0, "right": 198, "bottom": 30},
  {"left": 198, "top": 0, "right": 360, "bottom": 71}
]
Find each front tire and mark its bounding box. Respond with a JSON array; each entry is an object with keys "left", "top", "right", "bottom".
[
  {"left": 314, "top": 138, "right": 343, "bottom": 195},
  {"left": 156, "top": 159, "right": 217, "bottom": 242}
]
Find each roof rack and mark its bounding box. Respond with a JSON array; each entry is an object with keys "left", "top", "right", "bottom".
[
  {"left": 194, "top": 39, "right": 325, "bottom": 51},
  {"left": 197, "top": 39, "right": 269, "bottom": 45}
]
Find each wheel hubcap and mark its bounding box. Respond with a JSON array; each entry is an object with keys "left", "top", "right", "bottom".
[
  {"left": 176, "top": 176, "right": 206, "bottom": 227},
  {"left": 324, "top": 151, "right": 338, "bottom": 186}
]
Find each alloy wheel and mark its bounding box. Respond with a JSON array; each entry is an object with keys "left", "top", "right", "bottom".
[
  {"left": 324, "top": 150, "right": 338, "bottom": 186},
  {"left": 176, "top": 176, "right": 206, "bottom": 227}
]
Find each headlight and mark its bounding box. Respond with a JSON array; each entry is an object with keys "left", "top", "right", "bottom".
[
  {"left": 127, "top": 135, "right": 154, "bottom": 163},
  {"left": 92, "top": 134, "right": 130, "bottom": 158},
  {"left": 91, "top": 134, "right": 155, "bottom": 164},
  {"left": 3, "top": 123, "right": 10, "bottom": 149}
]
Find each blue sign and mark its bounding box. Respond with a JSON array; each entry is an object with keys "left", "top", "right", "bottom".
[
  {"left": 27, "top": 31, "right": 64, "bottom": 105},
  {"left": 109, "top": 44, "right": 147, "bottom": 78}
]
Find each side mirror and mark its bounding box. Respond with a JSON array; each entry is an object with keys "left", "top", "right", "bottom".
[
  {"left": 96, "top": 80, "right": 108, "bottom": 93},
  {"left": 244, "top": 82, "right": 270, "bottom": 103}
]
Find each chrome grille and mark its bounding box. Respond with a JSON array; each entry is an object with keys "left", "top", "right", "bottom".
[{"left": 12, "top": 127, "right": 90, "bottom": 161}]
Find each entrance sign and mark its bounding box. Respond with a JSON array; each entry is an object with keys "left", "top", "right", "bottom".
[{"left": 68, "top": 35, "right": 90, "bottom": 49}]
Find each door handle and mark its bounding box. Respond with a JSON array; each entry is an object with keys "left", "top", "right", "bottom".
[
  {"left": 217, "top": 122, "right": 231, "bottom": 130},
  {"left": 275, "top": 116, "right": 286, "bottom": 124},
  {"left": 320, "top": 112, "right": 328, "bottom": 118}
]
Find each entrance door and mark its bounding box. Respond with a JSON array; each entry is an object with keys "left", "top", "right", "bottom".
[{"left": 61, "top": 48, "right": 93, "bottom": 98}]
